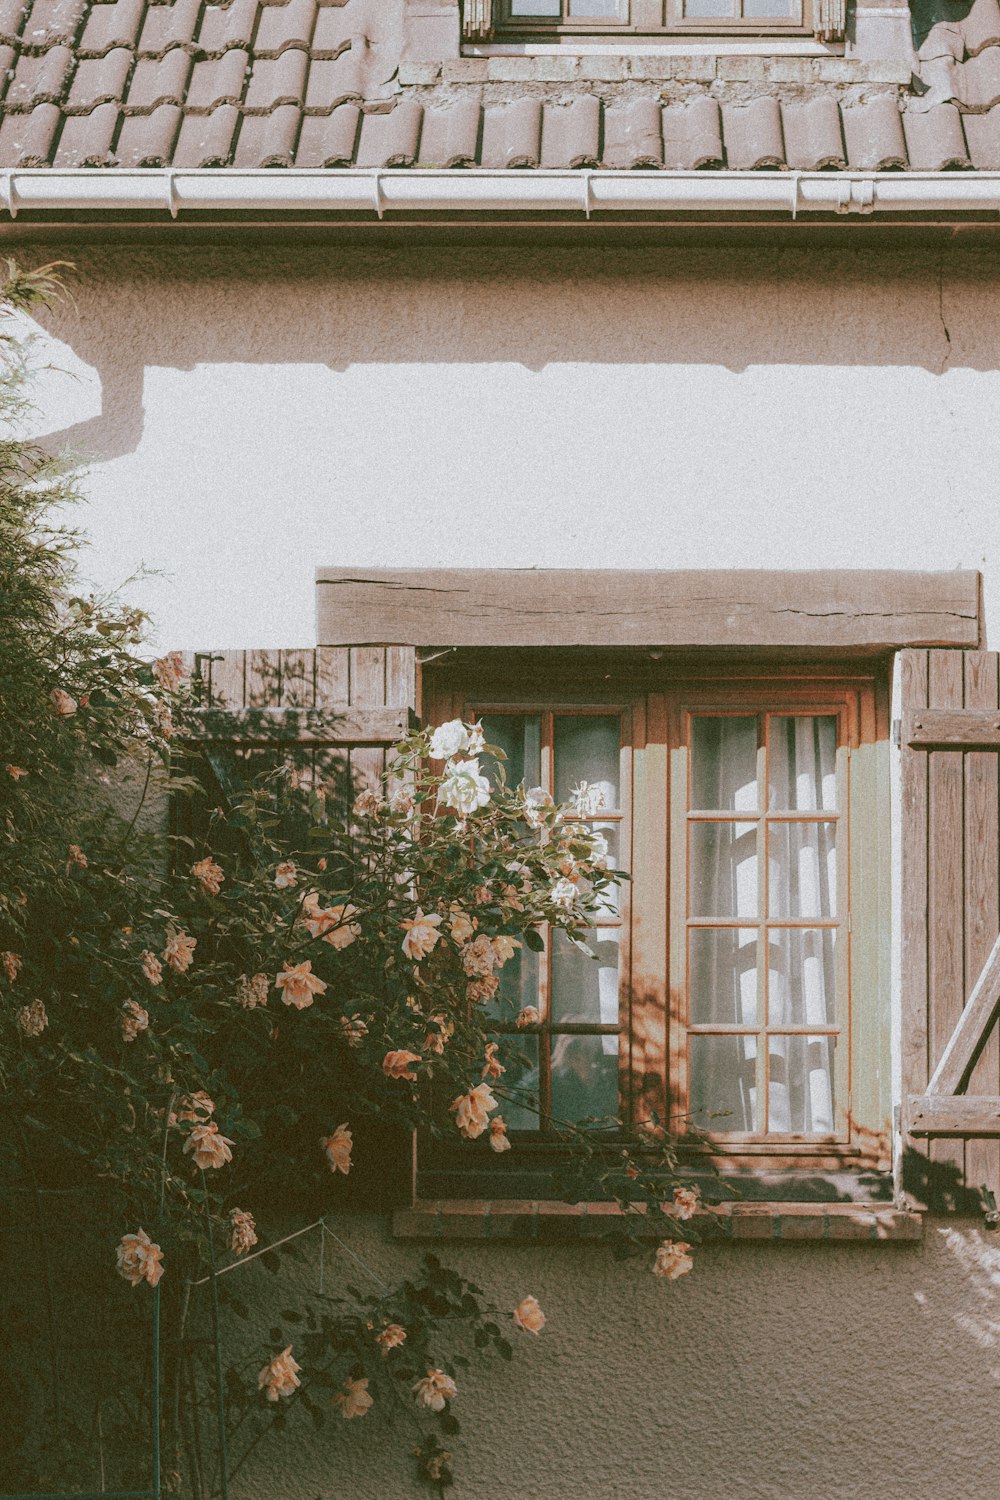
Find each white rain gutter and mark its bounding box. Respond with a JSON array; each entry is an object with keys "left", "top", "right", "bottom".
[{"left": 3, "top": 167, "right": 1000, "bottom": 220}]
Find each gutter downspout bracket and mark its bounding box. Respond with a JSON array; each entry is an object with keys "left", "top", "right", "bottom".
[{"left": 2, "top": 172, "right": 17, "bottom": 220}]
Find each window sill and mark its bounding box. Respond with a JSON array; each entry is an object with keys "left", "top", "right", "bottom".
[{"left": 392, "top": 1200, "right": 923, "bottom": 1244}]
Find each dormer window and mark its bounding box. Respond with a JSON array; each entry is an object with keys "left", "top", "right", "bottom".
[{"left": 493, "top": 0, "right": 816, "bottom": 37}]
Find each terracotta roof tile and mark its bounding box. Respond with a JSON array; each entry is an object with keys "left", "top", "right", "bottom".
[
  {"left": 78, "top": 0, "right": 144, "bottom": 55},
  {"left": 480, "top": 97, "right": 541, "bottom": 168},
  {"left": 355, "top": 96, "right": 421, "bottom": 166},
  {"left": 23, "top": 0, "right": 88, "bottom": 50},
  {"left": 310, "top": 2, "right": 355, "bottom": 57},
  {"left": 0, "top": 0, "right": 30, "bottom": 47},
  {"left": 963, "top": 0, "right": 1000, "bottom": 55},
  {"left": 171, "top": 98, "right": 238, "bottom": 163},
  {"left": 842, "top": 94, "right": 906, "bottom": 169},
  {"left": 0, "top": 97, "right": 59, "bottom": 160},
  {"left": 301, "top": 48, "right": 365, "bottom": 109},
  {"left": 233, "top": 98, "right": 299, "bottom": 162},
  {"left": 125, "top": 46, "right": 190, "bottom": 110},
  {"left": 114, "top": 96, "right": 180, "bottom": 160},
  {"left": 540, "top": 94, "right": 599, "bottom": 168},
  {"left": 196, "top": 0, "right": 259, "bottom": 56},
  {"left": 0, "top": 43, "right": 15, "bottom": 100},
  {"left": 902, "top": 101, "right": 972, "bottom": 168},
  {"left": 603, "top": 99, "right": 662, "bottom": 168},
  {"left": 956, "top": 46, "right": 1000, "bottom": 111},
  {"left": 294, "top": 98, "right": 358, "bottom": 163},
  {"left": 186, "top": 48, "right": 248, "bottom": 111},
  {"left": 416, "top": 97, "right": 479, "bottom": 166},
  {"left": 137, "top": 0, "right": 202, "bottom": 58},
  {"left": 722, "top": 96, "right": 783, "bottom": 169},
  {"left": 781, "top": 95, "right": 844, "bottom": 170},
  {"left": 254, "top": 0, "right": 317, "bottom": 56},
  {"left": 53, "top": 95, "right": 117, "bottom": 159},
  {"left": 662, "top": 97, "right": 722, "bottom": 169},
  {"left": 243, "top": 47, "right": 307, "bottom": 111},
  {"left": 65, "top": 44, "right": 130, "bottom": 109},
  {"left": 6, "top": 44, "right": 74, "bottom": 108}
]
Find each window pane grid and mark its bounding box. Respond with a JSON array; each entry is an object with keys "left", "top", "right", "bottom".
[{"left": 685, "top": 710, "right": 845, "bottom": 1140}]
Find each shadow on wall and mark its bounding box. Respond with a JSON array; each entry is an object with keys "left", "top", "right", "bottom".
[{"left": 22, "top": 238, "right": 997, "bottom": 465}]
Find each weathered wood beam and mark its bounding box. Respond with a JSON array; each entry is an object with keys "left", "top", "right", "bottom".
[
  {"left": 177, "top": 706, "right": 412, "bottom": 745},
  {"left": 922, "top": 931, "right": 1000, "bottom": 1096},
  {"left": 315, "top": 569, "right": 983, "bottom": 651},
  {"left": 904, "top": 708, "right": 1000, "bottom": 750},
  {"left": 908, "top": 1095, "right": 1000, "bottom": 1137}
]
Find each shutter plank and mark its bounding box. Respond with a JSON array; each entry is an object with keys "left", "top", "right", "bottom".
[
  {"left": 315, "top": 647, "right": 351, "bottom": 815},
  {"left": 210, "top": 651, "right": 245, "bottom": 709},
  {"left": 280, "top": 649, "right": 314, "bottom": 708},
  {"left": 900, "top": 650, "right": 930, "bottom": 1129},
  {"left": 964, "top": 652, "right": 1000, "bottom": 1191},
  {"left": 350, "top": 647, "right": 388, "bottom": 798},
  {"left": 927, "top": 651, "right": 967, "bottom": 1187}
]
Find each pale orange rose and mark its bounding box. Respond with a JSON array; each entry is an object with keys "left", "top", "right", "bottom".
[
  {"left": 275, "top": 960, "right": 327, "bottom": 1010},
  {"left": 302, "top": 897, "right": 361, "bottom": 950},
  {"left": 1, "top": 950, "right": 22, "bottom": 983},
  {"left": 141, "top": 950, "right": 163, "bottom": 986},
  {"left": 383, "top": 1049, "right": 421, "bottom": 1082},
  {"left": 672, "top": 1186, "right": 700, "bottom": 1222},
  {"left": 18, "top": 999, "right": 47, "bottom": 1037},
  {"left": 320, "top": 1123, "right": 353, "bottom": 1175},
  {"left": 162, "top": 930, "right": 196, "bottom": 975},
  {"left": 258, "top": 1346, "right": 301, "bottom": 1402},
  {"left": 334, "top": 1375, "right": 373, "bottom": 1419},
  {"left": 183, "top": 1121, "right": 234, "bottom": 1170},
  {"left": 121, "top": 1000, "right": 149, "bottom": 1042},
  {"left": 450, "top": 1082, "right": 498, "bottom": 1140},
  {"left": 482, "top": 1042, "right": 505, "bottom": 1081},
  {"left": 116, "top": 1228, "right": 164, "bottom": 1288},
  {"left": 401, "top": 910, "right": 443, "bottom": 961},
  {"left": 376, "top": 1323, "right": 407, "bottom": 1355},
  {"left": 467, "top": 975, "right": 499, "bottom": 1006},
  {"left": 230, "top": 1209, "right": 258, "bottom": 1256},
  {"left": 461, "top": 934, "right": 497, "bottom": 978},
  {"left": 273, "top": 861, "right": 297, "bottom": 890},
  {"left": 516, "top": 1006, "right": 541, "bottom": 1028},
  {"left": 449, "top": 905, "right": 476, "bottom": 944},
  {"left": 513, "top": 1296, "right": 546, "bottom": 1334},
  {"left": 653, "top": 1239, "right": 694, "bottom": 1281},
  {"left": 413, "top": 1369, "right": 457, "bottom": 1412},
  {"left": 192, "top": 857, "right": 224, "bottom": 896},
  {"left": 50, "top": 688, "right": 78, "bottom": 718},
  {"left": 66, "top": 844, "right": 88, "bottom": 871},
  {"left": 489, "top": 1116, "right": 511, "bottom": 1153},
  {"left": 236, "top": 973, "right": 269, "bottom": 1009},
  {"left": 491, "top": 935, "right": 520, "bottom": 966}
]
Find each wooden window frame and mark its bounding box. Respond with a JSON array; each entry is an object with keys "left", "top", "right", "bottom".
[
  {"left": 493, "top": 0, "right": 815, "bottom": 40},
  {"left": 419, "top": 653, "right": 893, "bottom": 1198}
]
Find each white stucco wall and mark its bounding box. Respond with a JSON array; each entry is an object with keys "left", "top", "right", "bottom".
[{"left": 14, "top": 236, "right": 1000, "bottom": 1499}]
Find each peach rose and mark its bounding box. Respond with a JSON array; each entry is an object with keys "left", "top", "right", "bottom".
[
  {"left": 320, "top": 1124, "right": 353, "bottom": 1175},
  {"left": 303, "top": 898, "right": 361, "bottom": 950},
  {"left": 489, "top": 1116, "right": 511, "bottom": 1154},
  {"left": 141, "top": 950, "right": 163, "bottom": 986},
  {"left": 258, "top": 1346, "right": 301, "bottom": 1402},
  {"left": 672, "top": 1186, "right": 700, "bottom": 1222},
  {"left": 66, "top": 844, "right": 88, "bottom": 871},
  {"left": 275, "top": 960, "right": 327, "bottom": 1010},
  {"left": 491, "top": 935, "right": 519, "bottom": 967},
  {"left": 467, "top": 975, "right": 500, "bottom": 1006},
  {"left": 162, "top": 930, "right": 196, "bottom": 975},
  {"left": 183, "top": 1121, "right": 234, "bottom": 1170},
  {"left": 413, "top": 1369, "right": 457, "bottom": 1412},
  {"left": 1, "top": 950, "right": 22, "bottom": 983},
  {"left": 353, "top": 789, "right": 384, "bottom": 818},
  {"left": 482, "top": 1042, "right": 505, "bottom": 1081},
  {"left": 653, "top": 1239, "right": 694, "bottom": 1281},
  {"left": 116, "top": 1228, "right": 164, "bottom": 1288},
  {"left": 192, "top": 857, "right": 224, "bottom": 896},
  {"left": 383, "top": 1049, "right": 421, "bottom": 1082},
  {"left": 152, "top": 652, "right": 188, "bottom": 693},
  {"left": 236, "top": 973, "right": 269, "bottom": 1009},
  {"left": 516, "top": 1006, "right": 541, "bottom": 1028},
  {"left": 376, "top": 1323, "right": 406, "bottom": 1355},
  {"left": 273, "top": 861, "right": 297, "bottom": 890},
  {"left": 401, "top": 910, "right": 442, "bottom": 961},
  {"left": 513, "top": 1296, "right": 545, "bottom": 1334},
  {"left": 461, "top": 935, "right": 497, "bottom": 978},
  {"left": 230, "top": 1208, "right": 258, "bottom": 1256},
  {"left": 50, "top": 688, "right": 78, "bottom": 718},
  {"left": 18, "top": 999, "right": 47, "bottom": 1037},
  {"left": 449, "top": 905, "right": 476, "bottom": 944},
  {"left": 121, "top": 1001, "right": 149, "bottom": 1042},
  {"left": 334, "top": 1375, "right": 373, "bottom": 1419},
  {"left": 450, "top": 1082, "right": 498, "bottom": 1140}
]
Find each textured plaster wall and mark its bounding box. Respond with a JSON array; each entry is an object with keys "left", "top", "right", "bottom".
[
  {"left": 13, "top": 240, "right": 1000, "bottom": 1499},
  {"left": 18, "top": 239, "right": 1000, "bottom": 651}
]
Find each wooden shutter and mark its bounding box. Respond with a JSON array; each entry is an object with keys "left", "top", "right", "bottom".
[{"left": 901, "top": 648, "right": 1000, "bottom": 1210}]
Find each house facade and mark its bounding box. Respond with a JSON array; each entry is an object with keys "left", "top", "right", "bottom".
[{"left": 6, "top": 0, "right": 1000, "bottom": 1494}]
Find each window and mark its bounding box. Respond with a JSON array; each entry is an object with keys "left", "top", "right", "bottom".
[
  {"left": 421, "top": 657, "right": 891, "bottom": 1196},
  {"left": 495, "top": 0, "right": 814, "bottom": 37}
]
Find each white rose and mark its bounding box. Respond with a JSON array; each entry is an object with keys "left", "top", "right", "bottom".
[
  {"left": 440, "top": 758, "right": 491, "bottom": 816},
  {"left": 429, "top": 720, "right": 469, "bottom": 761}
]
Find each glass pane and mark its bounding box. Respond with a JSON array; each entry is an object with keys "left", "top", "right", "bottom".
[
  {"left": 488, "top": 943, "right": 541, "bottom": 1023},
  {"left": 497, "top": 1036, "right": 541, "bottom": 1132},
  {"left": 689, "top": 822, "right": 758, "bottom": 919},
  {"left": 744, "top": 0, "right": 800, "bottom": 15},
  {"left": 769, "top": 716, "right": 837, "bottom": 812},
  {"left": 690, "top": 928, "right": 758, "bottom": 1025},
  {"left": 683, "top": 0, "right": 738, "bottom": 15},
  {"left": 551, "top": 928, "right": 619, "bottom": 1025},
  {"left": 768, "top": 928, "right": 836, "bottom": 1027},
  {"left": 690, "top": 717, "right": 758, "bottom": 812},
  {"left": 568, "top": 0, "right": 625, "bottom": 12},
  {"left": 768, "top": 1034, "right": 836, "bottom": 1134},
  {"left": 577, "top": 822, "right": 621, "bottom": 915},
  {"left": 689, "top": 1034, "right": 756, "bottom": 1132},
  {"left": 510, "top": 0, "right": 560, "bottom": 13},
  {"left": 551, "top": 1033, "right": 619, "bottom": 1125},
  {"left": 768, "top": 822, "right": 837, "bottom": 919},
  {"left": 479, "top": 714, "right": 541, "bottom": 792},
  {"left": 554, "top": 716, "right": 619, "bottom": 811}
]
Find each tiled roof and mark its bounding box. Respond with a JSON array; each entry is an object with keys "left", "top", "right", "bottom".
[{"left": 0, "top": 0, "right": 995, "bottom": 173}]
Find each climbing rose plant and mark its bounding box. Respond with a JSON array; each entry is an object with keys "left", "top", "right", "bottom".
[{"left": 0, "top": 265, "right": 703, "bottom": 1495}]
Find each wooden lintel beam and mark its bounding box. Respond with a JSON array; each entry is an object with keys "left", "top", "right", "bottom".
[
  {"left": 908, "top": 1095, "right": 1000, "bottom": 1137},
  {"left": 904, "top": 708, "right": 1000, "bottom": 750},
  {"left": 177, "top": 706, "right": 412, "bottom": 745}
]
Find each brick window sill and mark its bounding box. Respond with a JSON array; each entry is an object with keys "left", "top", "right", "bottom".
[{"left": 392, "top": 1201, "right": 923, "bottom": 1244}]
